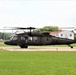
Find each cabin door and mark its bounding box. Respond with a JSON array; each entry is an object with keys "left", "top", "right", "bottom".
[{"left": 40, "top": 37, "right": 46, "bottom": 45}]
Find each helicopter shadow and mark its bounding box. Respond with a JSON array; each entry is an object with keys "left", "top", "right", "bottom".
[{"left": 2, "top": 46, "right": 76, "bottom": 51}]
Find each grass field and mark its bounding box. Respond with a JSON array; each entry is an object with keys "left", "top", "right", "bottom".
[
  {"left": 0, "top": 42, "right": 76, "bottom": 75},
  {"left": 0, "top": 51, "right": 76, "bottom": 75},
  {"left": 0, "top": 42, "right": 8, "bottom": 46}
]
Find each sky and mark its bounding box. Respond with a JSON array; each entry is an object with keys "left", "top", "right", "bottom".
[{"left": 0, "top": 0, "right": 76, "bottom": 29}]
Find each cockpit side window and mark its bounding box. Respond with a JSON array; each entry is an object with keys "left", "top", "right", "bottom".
[
  {"left": 10, "top": 36, "right": 13, "bottom": 40},
  {"left": 28, "top": 37, "right": 37, "bottom": 41},
  {"left": 9, "top": 34, "right": 18, "bottom": 41},
  {"left": 13, "top": 36, "right": 17, "bottom": 40}
]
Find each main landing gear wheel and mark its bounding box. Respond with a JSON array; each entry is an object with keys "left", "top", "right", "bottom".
[
  {"left": 20, "top": 44, "right": 28, "bottom": 48},
  {"left": 25, "top": 45, "right": 28, "bottom": 48},
  {"left": 71, "top": 46, "right": 73, "bottom": 49}
]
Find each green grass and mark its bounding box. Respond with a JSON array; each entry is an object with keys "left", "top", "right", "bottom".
[
  {"left": 0, "top": 42, "right": 76, "bottom": 75},
  {"left": 0, "top": 42, "right": 8, "bottom": 46},
  {"left": 0, "top": 51, "right": 76, "bottom": 75}
]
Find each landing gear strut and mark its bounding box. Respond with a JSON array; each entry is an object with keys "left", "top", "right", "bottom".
[{"left": 67, "top": 44, "right": 73, "bottom": 48}]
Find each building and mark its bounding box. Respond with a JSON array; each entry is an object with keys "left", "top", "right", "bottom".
[{"left": 49, "top": 30, "right": 74, "bottom": 40}]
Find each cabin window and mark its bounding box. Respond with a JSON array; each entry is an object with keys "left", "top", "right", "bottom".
[
  {"left": 28, "top": 37, "right": 32, "bottom": 41},
  {"left": 33, "top": 37, "right": 37, "bottom": 41},
  {"left": 21, "top": 37, "right": 25, "bottom": 40}
]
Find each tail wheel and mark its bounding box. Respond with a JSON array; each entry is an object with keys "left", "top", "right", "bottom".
[{"left": 67, "top": 44, "right": 73, "bottom": 49}]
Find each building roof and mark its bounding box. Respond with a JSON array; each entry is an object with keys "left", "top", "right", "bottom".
[{"left": 49, "top": 30, "right": 64, "bottom": 35}]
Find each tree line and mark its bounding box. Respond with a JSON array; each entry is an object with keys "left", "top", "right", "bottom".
[
  {"left": 34, "top": 26, "right": 59, "bottom": 32},
  {"left": 0, "top": 32, "right": 11, "bottom": 40}
]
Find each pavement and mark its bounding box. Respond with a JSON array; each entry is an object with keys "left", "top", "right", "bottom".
[{"left": 0, "top": 46, "right": 76, "bottom": 51}]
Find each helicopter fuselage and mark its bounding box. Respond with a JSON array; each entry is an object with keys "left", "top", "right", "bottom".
[{"left": 4, "top": 32, "right": 76, "bottom": 48}]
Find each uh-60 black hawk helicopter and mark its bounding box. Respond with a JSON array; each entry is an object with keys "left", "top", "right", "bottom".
[{"left": 4, "top": 27, "right": 76, "bottom": 48}]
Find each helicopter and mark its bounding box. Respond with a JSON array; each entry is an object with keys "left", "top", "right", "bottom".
[{"left": 3, "top": 27, "right": 76, "bottom": 49}]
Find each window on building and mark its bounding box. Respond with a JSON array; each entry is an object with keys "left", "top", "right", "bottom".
[
  {"left": 70, "top": 34, "right": 72, "bottom": 37},
  {"left": 61, "top": 34, "right": 63, "bottom": 36}
]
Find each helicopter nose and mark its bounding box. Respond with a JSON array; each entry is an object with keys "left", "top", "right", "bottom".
[{"left": 4, "top": 41, "right": 10, "bottom": 45}]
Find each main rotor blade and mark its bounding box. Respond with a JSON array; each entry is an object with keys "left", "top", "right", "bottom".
[
  {"left": 0, "top": 28, "right": 16, "bottom": 30},
  {"left": 4, "top": 27, "right": 36, "bottom": 30},
  {"left": 59, "top": 27, "right": 76, "bottom": 30},
  {"left": 60, "top": 27, "right": 75, "bottom": 29}
]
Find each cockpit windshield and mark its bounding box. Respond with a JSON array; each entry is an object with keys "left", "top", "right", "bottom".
[
  {"left": 10, "top": 35, "right": 17, "bottom": 41},
  {"left": 10, "top": 36, "right": 13, "bottom": 40}
]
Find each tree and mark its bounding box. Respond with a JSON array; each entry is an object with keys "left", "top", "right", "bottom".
[
  {"left": 0, "top": 32, "right": 11, "bottom": 40},
  {"left": 34, "top": 26, "right": 59, "bottom": 32}
]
